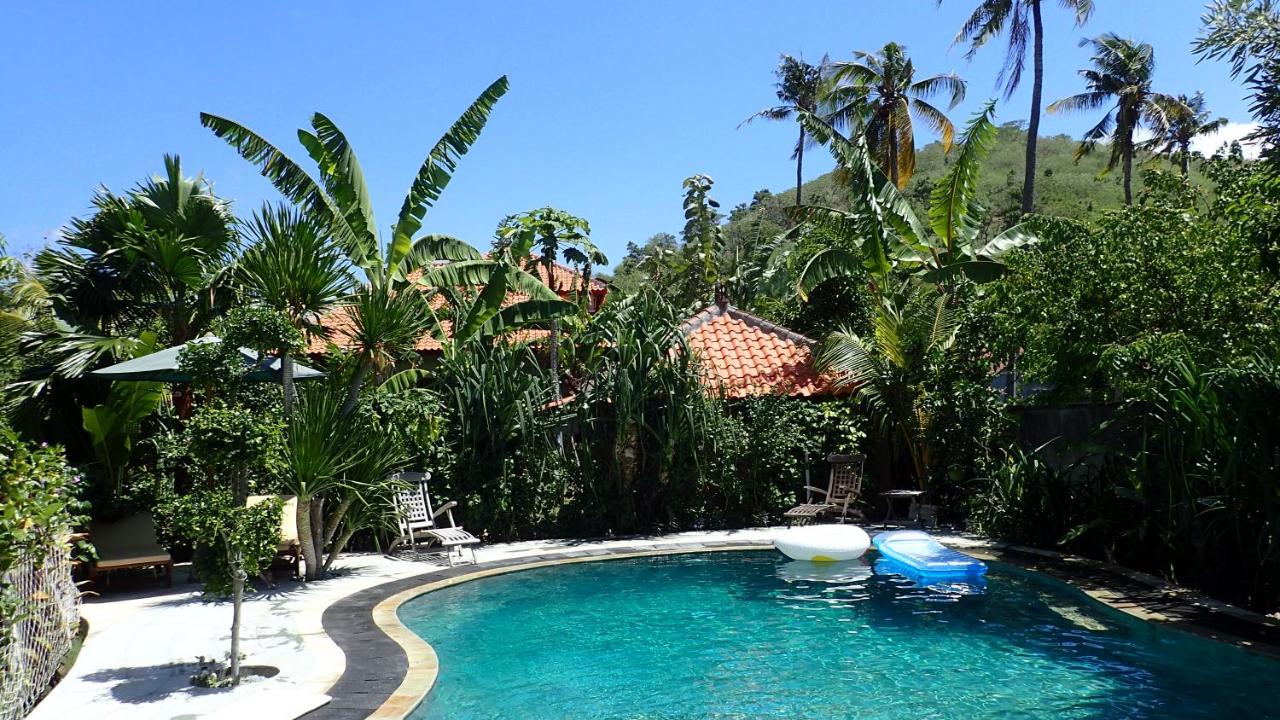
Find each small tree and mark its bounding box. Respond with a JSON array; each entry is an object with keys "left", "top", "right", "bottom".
[
  {"left": 172, "top": 306, "right": 297, "bottom": 685},
  {"left": 168, "top": 490, "right": 281, "bottom": 686}
]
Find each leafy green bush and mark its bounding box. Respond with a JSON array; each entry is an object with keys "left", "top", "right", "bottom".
[
  {"left": 165, "top": 490, "right": 281, "bottom": 596},
  {"left": 0, "top": 431, "right": 84, "bottom": 644},
  {"left": 713, "top": 396, "right": 867, "bottom": 527},
  {"left": 982, "top": 205, "right": 1279, "bottom": 400},
  {"left": 0, "top": 430, "right": 84, "bottom": 574}
]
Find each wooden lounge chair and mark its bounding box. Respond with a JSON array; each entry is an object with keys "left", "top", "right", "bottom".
[
  {"left": 391, "top": 472, "right": 480, "bottom": 566},
  {"left": 246, "top": 494, "right": 301, "bottom": 580},
  {"left": 783, "top": 453, "right": 866, "bottom": 525},
  {"left": 88, "top": 512, "right": 173, "bottom": 589}
]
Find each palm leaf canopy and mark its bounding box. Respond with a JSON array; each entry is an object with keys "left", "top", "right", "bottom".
[{"left": 201, "top": 76, "right": 509, "bottom": 288}]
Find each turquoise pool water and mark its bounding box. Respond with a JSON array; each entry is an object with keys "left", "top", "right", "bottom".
[{"left": 399, "top": 551, "right": 1279, "bottom": 719}]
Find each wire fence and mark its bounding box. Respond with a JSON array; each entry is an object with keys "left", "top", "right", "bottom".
[{"left": 0, "top": 541, "right": 80, "bottom": 720}]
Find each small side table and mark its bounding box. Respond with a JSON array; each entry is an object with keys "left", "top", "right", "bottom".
[{"left": 880, "top": 490, "right": 925, "bottom": 528}]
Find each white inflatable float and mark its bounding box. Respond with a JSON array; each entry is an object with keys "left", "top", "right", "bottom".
[{"left": 773, "top": 524, "right": 871, "bottom": 562}]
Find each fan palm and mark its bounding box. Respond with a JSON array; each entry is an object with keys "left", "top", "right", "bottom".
[
  {"left": 12, "top": 155, "right": 236, "bottom": 434},
  {"left": 945, "top": 0, "right": 1095, "bottom": 213},
  {"left": 1141, "top": 92, "right": 1229, "bottom": 177},
  {"left": 741, "top": 55, "right": 823, "bottom": 205},
  {"left": 1048, "top": 34, "right": 1185, "bottom": 204},
  {"left": 29, "top": 155, "right": 236, "bottom": 357},
  {"left": 822, "top": 42, "right": 967, "bottom": 188},
  {"left": 237, "top": 203, "right": 355, "bottom": 414}
]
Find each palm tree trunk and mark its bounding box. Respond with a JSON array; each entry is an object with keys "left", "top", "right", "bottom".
[
  {"left": 795, "top": 125, "right": 805, "bottom": 206},
  {"left": 1023, "top": 0, "right": 1045, "bottom": 214},
  {"left": 281, "top": 352, "right": 296, "bottom": 418},
  {"left": 1180, "top": 140, "right": 1191, "bottom": 178},
  {"left": 340, "top": 358, "right": 371, "bottom": 418},
  {"left": 296, "top": 497, "right": 317, "bottom": 580},
  {"left": 1123, "top": 139, "right": 1134, "bottom": 205}
]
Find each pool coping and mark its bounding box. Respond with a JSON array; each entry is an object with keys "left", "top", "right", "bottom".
[{"left": 303, "top": 534, "right": 1280, "bottom": 720}]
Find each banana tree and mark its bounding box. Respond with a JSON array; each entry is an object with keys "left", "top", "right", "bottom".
[
  {"left": 203, "top": 78, "right": 575, "bottom": 576},
  {"left": 791, "top": 102, "right": 1041, "bottom": 297},
  {"left": 202, "top": 77, "right": 573, "bottom": 408}
]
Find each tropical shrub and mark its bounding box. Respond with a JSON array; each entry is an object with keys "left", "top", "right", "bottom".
[
  {"left": 0, "top": 431, "right": 83, "bottom": 577},
  {"left": 715, "top": 395, "right": 867, "bottom": 527},
  {"left": 981, "top": 205, "right": 1279, "bottom": 400}
]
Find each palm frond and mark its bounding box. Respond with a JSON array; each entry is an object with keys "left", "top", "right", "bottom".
[
  {"left": 929, "top": 101, "right": 998, "bottom": 254},
  {"left": 389, "top": 76, "right": 510, "bottom": 278}
]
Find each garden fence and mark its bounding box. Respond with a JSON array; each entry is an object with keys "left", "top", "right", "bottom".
[{"left": 0, "top": 541, "right": 80, "bottom": 720}]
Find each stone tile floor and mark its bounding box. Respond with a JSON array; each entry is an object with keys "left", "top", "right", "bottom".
[{"left": 29, "top": 528, "right": 780, "bottom": 720}]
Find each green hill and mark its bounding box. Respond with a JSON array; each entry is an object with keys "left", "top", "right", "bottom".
[
  {"left": 611, "top": 124, "right": 1203, "bottom": 289},
  {"left": 735, "top": 123, "right": 1204, "bottom": 235}
]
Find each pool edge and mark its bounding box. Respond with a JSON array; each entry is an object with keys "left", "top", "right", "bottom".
[{"left": 310, "top": 534, "right": 1280, "bottom": 720}]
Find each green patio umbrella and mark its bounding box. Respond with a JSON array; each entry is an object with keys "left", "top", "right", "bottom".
[{"left": 90, "top": 336, "right": 324, "bottom": 383}]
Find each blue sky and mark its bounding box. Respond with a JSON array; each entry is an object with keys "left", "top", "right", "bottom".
[{"left": 0, "top": 2, "right": 1255, "bottom": 270}]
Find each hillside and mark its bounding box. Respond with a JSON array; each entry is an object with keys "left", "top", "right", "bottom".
[
  {"left": 611, "top": 125, "right": 1204, "bottom": 286},
  {"left": 751, "top": 123, "right": 1205, "bottom": 230}
]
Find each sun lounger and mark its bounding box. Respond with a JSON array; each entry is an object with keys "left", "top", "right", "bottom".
[
  {"left": 88, "top": 512, "right": 173, "bottom": 589},
  {"left": 391, "top": 472, "right": 480, "bottom": 566},
  {"left": 246, "top": 494, "right": 301, "bottom": 579},
  {"left": 784, "top": 453, "right": 866, "bottom": 525}
]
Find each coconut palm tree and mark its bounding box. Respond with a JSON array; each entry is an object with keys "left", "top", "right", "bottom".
[
  {"left": 946, "top": 0, "right": 1095, "bottom": 213},
  {"left": 1048, "top": 34, "right": 1185, "bottom": 205},
  {"left": 1141, "top": 92, "right": 1228, "bottom": 177},
  {"left": 822, "top": 42, "right": 967, "bottom": 188},
  {"left": 236, "top": 203, "right": 354, "bottom": 415},
  {"left": 741, "top": 55, "right": 823, "bottom": 205}
]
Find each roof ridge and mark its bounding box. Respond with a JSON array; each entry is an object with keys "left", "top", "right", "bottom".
[
  {"left": 679, "top": 303, "right": 727, "bottom": 336},
  {"left": 723, "top": 306, "right": 819, "bottom": 347}
]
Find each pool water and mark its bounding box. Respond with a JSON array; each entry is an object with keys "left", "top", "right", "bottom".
[{"left": 399, "top": 551, "right": 1279, "bottom": 719}]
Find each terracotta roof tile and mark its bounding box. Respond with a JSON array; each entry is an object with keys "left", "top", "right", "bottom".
[
  {"left": 679, "top": 304, "right": 841, "bottom": 399},
  {"left": 308, "top": 255, "right": 603, "bottom": 354}
]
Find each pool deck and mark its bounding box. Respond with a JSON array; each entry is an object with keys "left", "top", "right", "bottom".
[{"left": 29, "top": 527, "right": 1280, "bottom": 720}]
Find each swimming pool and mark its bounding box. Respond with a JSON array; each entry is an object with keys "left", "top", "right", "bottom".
[{"left": 398, "top": 551, "right": 1279, "bottom": 719}]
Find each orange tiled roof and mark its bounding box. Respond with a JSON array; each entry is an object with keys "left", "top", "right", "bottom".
[
  {"left": 308, "top": 256, "right": 603, "bottom": 354},
  {"left": 680, "top": 303, "right": 839, "bottom": 399}
]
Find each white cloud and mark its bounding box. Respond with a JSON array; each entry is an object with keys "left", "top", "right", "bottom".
[{"left": 1191, "top": 121, "right": 1264, "bottom": 159}]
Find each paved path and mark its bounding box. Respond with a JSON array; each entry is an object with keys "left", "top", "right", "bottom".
[{"left": 30, "top": 528, "right": 780, "bottom": 720}]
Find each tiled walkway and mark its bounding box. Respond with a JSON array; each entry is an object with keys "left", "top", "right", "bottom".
[
  {"left": 29, "top": 528, "right": 779, "bottom": 720},
  {"left": 30, "top": 527, "right": 1280, "bottom": 720}
]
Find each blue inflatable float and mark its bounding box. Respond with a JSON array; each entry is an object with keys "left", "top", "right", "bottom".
[{"left": 872, "top": 530, "right": 987, "bottom": 578}]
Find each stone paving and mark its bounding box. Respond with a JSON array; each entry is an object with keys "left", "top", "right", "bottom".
[
  {"left": 29, "top": 526, "right": 1280, "bottom": 720},
  {"left": 28, "top": 528, "right": 779, "bottom": 720}
]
